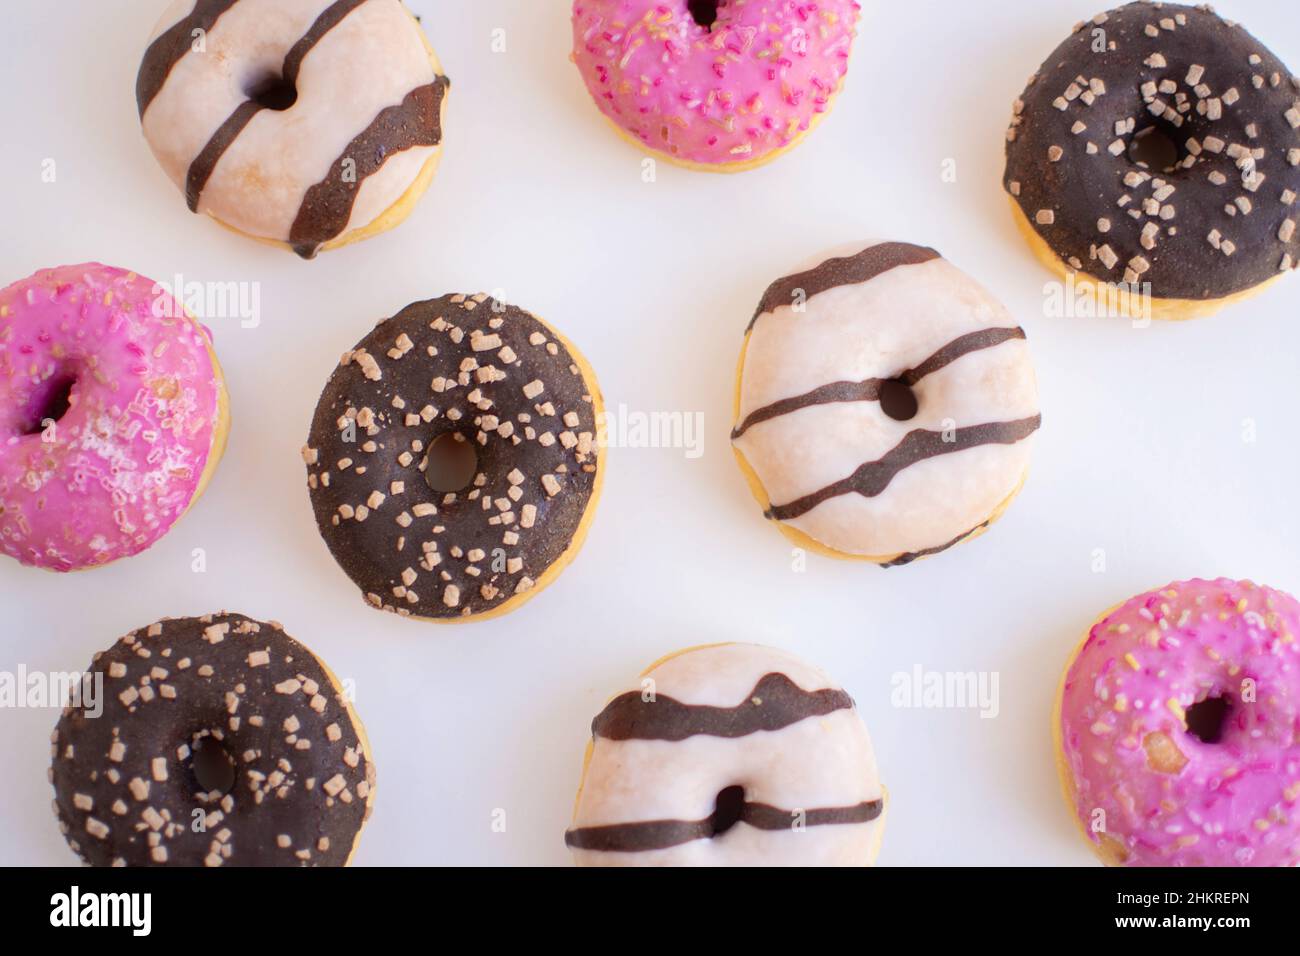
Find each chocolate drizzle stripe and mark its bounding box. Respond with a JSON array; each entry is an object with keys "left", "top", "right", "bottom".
[
  {"left": 591, "top": 672, "right": 853, "bottom": 742},
  {"left": 186, "top": 100, "right": 265, "bottom": 211},
  {"left": 289, "top": 77, "right": 449, "bottom": 259},
  {"left": 282, "top": 0, "right": 371, "bottom": 88},
  {"left": 564, "top": 799, "right": 884, "bottom": 853},
  {"left": 184, "top": 0, "right": 373, "bottom": 213},
  {"left": 748, "top": 242, "right": 941, "bottom": 330},
  {"left": 732, "top": 327, "right": 1026, "bottom": 439},
  {"left": 136, "top": 0, "right": 242, "bottom": 118},
  {"left": 765, "top": 415, "right": 1042, "bottom": 522},
  {"left": 880, "top": 520, "right": 991, "bottom": 568},
  {"left": 903, "top": 327, "right": 1026, "bottom": 382}
]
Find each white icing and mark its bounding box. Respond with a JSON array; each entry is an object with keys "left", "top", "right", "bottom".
[
  {"left": 141, "top": 0, "right": 330, "bottom": 210},
  {"left": 343, "top": 142, "right": 436, "bottom": 235},
  {"left": 140, "top": 0, "right": 440, "bottom": 245},
  {"left": 734, "top": 244, "right": 1040, "bottom": 557},
  {"left": 569, "top": 644, "right": 884, "bottom": 867}
]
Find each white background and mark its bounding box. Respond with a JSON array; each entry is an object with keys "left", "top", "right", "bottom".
[{"left": 2, "top": 0, "right": 1298, "bottom": 867}]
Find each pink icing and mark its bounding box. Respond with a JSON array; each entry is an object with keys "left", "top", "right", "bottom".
[
  {"left": 1060, "top": 578, "right": 1300, "bottom": 866},
  {"left": 0, "top": 264, "right": 224, "bottom": 572},
  {"left": 571, "top": 0, "right": 860, "bottom": 167}
]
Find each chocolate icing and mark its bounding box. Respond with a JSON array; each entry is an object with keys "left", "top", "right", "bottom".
[
  {"left": 185, "top": 100, "right": 265, "bottom": 211},
  {"left": 732, "top": 327, "right": 1026, "bottom": 439},
  {"left": 1004, "top": 2, "right": 1300, "bottom": 299},
  {"left": 282, "top": 0, "right": 372, "bottom": 88},
  {"left": 136, "top": 0, "right": 241, "bottom": 118},
  {"left": 591, "top": 672, "right": 853, "bottom": 741},
  {"left": 304, "top": 294, "right": 601, "bottom": 620},
  {"left": 748, "top": 242, "right": 940, "bottom": 329},
  {"left": 289, "top": 78, "right": 449, "bottom": 259},
  {"left": 565, "top": 799, "right": 883, "bottom": 852},
  {"left": 184, "top": 0, "right": 374, "bottom": 213},
  {"left": 50, "top": 613, "right": 374, "bottom": 867},
  {"left": 765, "top": 415, "right": 1042, "bottom": 521}
]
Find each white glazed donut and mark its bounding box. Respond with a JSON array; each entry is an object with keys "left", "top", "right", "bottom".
[
  {"left": 565, "top": 643, "right": 885, "bottom": 866},
  {"left": 732, "top": 240, "right": 1041, "bottom": 565},
  {"left": 136, "top": 0, "right": 449, "bottom": 258}
]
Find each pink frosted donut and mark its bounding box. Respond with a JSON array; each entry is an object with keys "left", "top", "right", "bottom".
[
  {"left": 571, "top": 0, "right": 861, "bottom": 170},
  {"left": 1057, "top": 578, "right": 1300, "bottom": 866},
  {"left": 0, "top": 265, "right": 229, "bottom": 572}
]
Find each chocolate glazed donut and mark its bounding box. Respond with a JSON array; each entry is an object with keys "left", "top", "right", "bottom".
[
  {"left": 50, "top": 613, "right": 375, "bottom": 867},
  {"left": 304, "top": 294, "right": 604, "bottom": 622},
  {"left": 1005, "top": 3, "right": 1300, "bottom": 317}
]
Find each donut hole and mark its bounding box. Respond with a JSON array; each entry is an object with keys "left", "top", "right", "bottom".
[
  {"left": 246, "top": 73, "right": 298, "bottom": 112},
  {"left": 709, "top": 785, "right": 746, "bottom": 837},
  {"left": 1127, "top": 124, "right": 1183, "bottom": 173},
  {"left": 190, "top": 734, "right": 237, "bottom": 797},
  {"left": 1185, "top": 694, "right": 1232, "bottom": 744},
  {"left": 21, "top": 373, "right": 77, "bottom": 435},
  {"left": 423, "top": 432, "right": 479, "bottom": 493},
  {"left": 879, "top": 378, "right": 919, "bottom": 422},
  {"left": 687, "top": 0, "right": 721, "bottom": 29}
]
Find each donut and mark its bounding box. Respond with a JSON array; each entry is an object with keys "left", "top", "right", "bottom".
[
  {"left": 0, "top": 264, "right": 228, "bottom": 572},
  {"left": 1004, "top": 2, "right": 1300, "bottom": 321},
  {"left": 50, "top": 612, "right": 375, "bottom": 867},
  {"left": 570, "top": 0, "right": 860, "bottom": 172},
  {"left": 1057, "top": 578, "right": 1300, "bottom": 866},
  {"left": 565, "top": 643, "right": 885, "bottom": 865},
  {"left": 303, "top": 294, "right": 605, "bottom": 622},
  {"left": 731, "top": 241, "right": 1041, "bottom": 565},
  {"left": 136, "top": 0, "right": 450, "bottom": 259}
]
